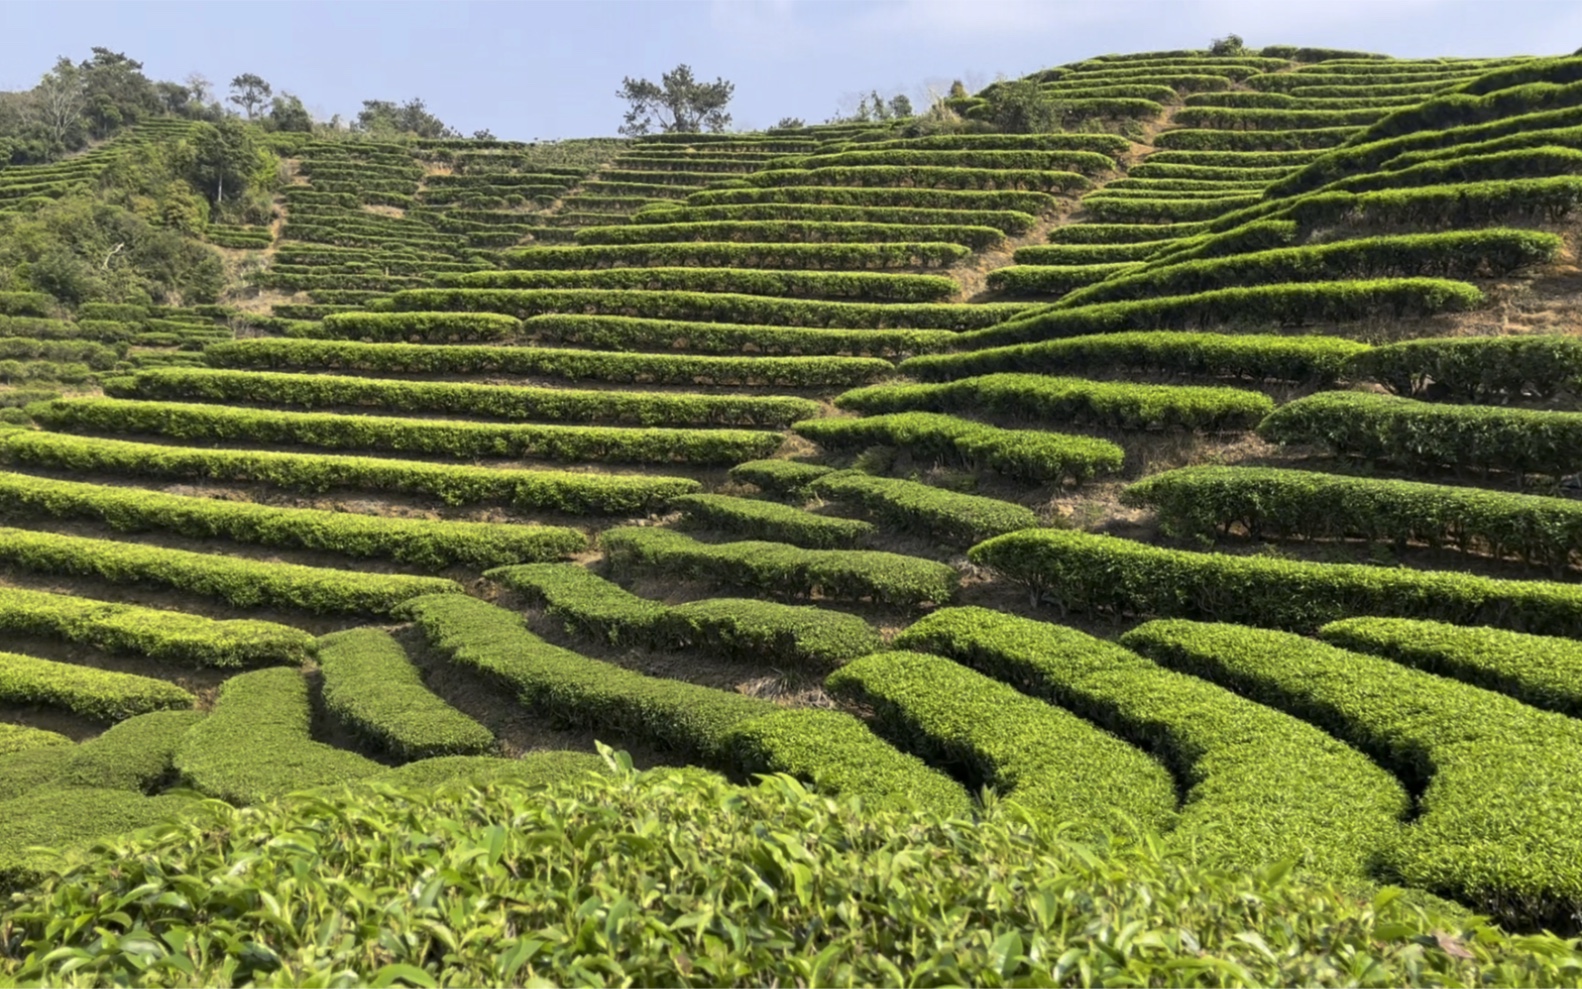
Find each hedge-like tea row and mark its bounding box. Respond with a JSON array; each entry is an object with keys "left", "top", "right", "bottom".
[
  {"left": 1057, "top": 230, "right": 1560, "bottom": 309},
  {"left": 986, "top": 263, "right": 1144, "bottom": 295},
  {"left": 0, "top": 471, "right": 587, "bottom": 572},
  {"left": 1144, "top": 149, "right": 1330, "bottom": 167},
  {"left": 499, "top": 242, "right": 973, "bottom": 271},
  {"left": 1080, "top": 194, "right": 1261, "bottom": 223},
  {"left": 29, "top": 398, "right": 784, "bottom": 467},
  {"left": 794, "top": 412, "right": 1124, "bottom": 485},
  {"left": 808, "top": 471, "right": 1037, "bottom": 547},
  {"left": 1012, "top": 242, "right": 1175, "bottom": 265},
  {"left": 829, "top": 133, "right": 1131, "bottom": 154},
  {"left": 727, "top": 459, "right": 835, "bottom": 498},
  {"left": 825, "top": 650, "right": 1177, "bottom": 835},
  {"left": 0, "top": 431, "right": 698, "bottom": 514},
  {"left": 970, "top": 528, "right": 1582, "bottom": 635},
  {"left": 390, "top": 288, "right": 1028, "bottom": 330},
  {"left": 0, "top": 650, "right": 194, "bottom": 723},
  {"left": 445, "top": 266, "right": 960, "bottom": 303},
  {"left": 520, "top": 315, "right": 956, "bottom": 359},
  {"left": 316, "top": 311, "right": 522, "bottom": 343},
  {"left": 1319, "top": 617, "right": 1582, "bottom": 719},
  {"left": 1049, "top": 221, "right": 1212, "bottom": 244},
  {"left": 110, "top": 368, "right": 821, "bottom": 429},
  {"left": 1327, "top": 146, "right": 1582, "bottom": 196},
  {"left": 683, "top": 187, "right": 1059, "bottom": 215},
  {"left": 785, "top": 149, "right": 1118, "bottom": 172},
  {"left": 1288, "top": 178, "right": 1582, "bottom": 230},
  {"left": 204, "top": 339, "right": 893, "bottom": 387},
  {"left": 634, "top": 202, "right": 1039, "bottom": 235},
  {"left": 600, "top": 526, "right": 958, "bottom": 608},
  {"left": 672, "top": 493, "right": 875, "bottom": 549},
  {"left": 49, "top": 709, "right": 206, "bottom": 794},
  {"left": 837, "top": 373, "right": 1273, "bottom": 433},
  {"left": 901, "top": 331, "right": 1368, "bottom": 385},
  {"left": 575, "top": 220, "right": 1006, "bottom": 250},
  {"left": 175, "top": 667, "right": 384, "bottom": 805},
  {"left": 894, "top": 607, "right": 1406, "bottom": 878},
  {"left": 959, "top": 279, "right": 1485, "bottom": 349},
  {"left": 399, "top": 594, "right": 968, "bottom": 812},
  {"left": 487, "top": 563, "right": 881, "bottom": 670},
  {"left": 1121, "top": 619, "right": 1582, "bottom": 927},
  {"left": 1257, "top": 391, "right": 1582, "bottom": 477},
  {"left": 0, "top": 525, "right": 462, "bottom": 616},
  {"left": 1153, "top": 126, "right": 1363, "bottom": 151},
  {"left": 1123, "top": 465, "right": 1582, "bottom": 574},
  {"left": 0, "top": 585, "right": 314, "bottom": 668},
  {"left": 742, "top": 166, "right": 1092, "bottom": 193},
  {"left": 317, "top": 628, "right": 494, "bottom": 760},
  {"left": 1344, "top": 334, "right": 1582, "bottom": 402},
  {"left": 1172, "top": 106, "right": 1391, "bottom": 130}
]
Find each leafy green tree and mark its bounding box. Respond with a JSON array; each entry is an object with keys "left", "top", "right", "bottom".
[
  {"left": 28, "top": 57, "right": 85, "bottom": 157},
  {"left": 982, "top": 78, "right": 1059, "bottom": 133},
  {"left": 774, "top": 117, "right": 805, "bottom": 130},
  {"left": 948, "top": 80, "right": 969, "bottom": 99},
  {"left": 889, "top": 94, "right": 914, "bottom": 118},
  {"left": 1210, "top": 34, "right": 1247, "bottom": 56},
  {"left": 267, "top": 93, "right": 313, "bottom": 132},
  {"left": 355, "top": 98, "right": 457, "bottom": 138},
  {"left": 182, "top": 119, "right": 258, "bottom": 205},
  {"left": 228, "top": 73, "right": 272, "bottom": 119},
  {"left": 616, "top": 65, "right": 733, "bottom": 136},
  {"left": 78, "top": 48, "right": 159, "bottom": 139}
]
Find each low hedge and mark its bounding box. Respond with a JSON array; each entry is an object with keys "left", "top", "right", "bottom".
[
  {"left": 895, "top": 607, "right": 1407, "bottom": 878},
  {"left": 809, "top": 470, "right": 1037, "bottom": 547},
  {"left": 1326, "top": 146, "right": 1582, "bottom": 196},
  {"left": 671, "top": 493, "right": 875, "bottom": 549},
  {"left": 1081, "top": 194, "right": 1262, "bottom": 223},
  {"left": 600, "top": 526, "right": 958, "bottom": 608},
  {"left": 961, "top": 278, "right": 1485, "bottom": 349},
  {"left": 1319, "top": 617, "right": 1582, "bottom": 718},
  {"left": 488, "top": 563, "right": 881, "bottom": 670},
  {"left": 835, "top": 373, "right": 1273, "bottom": 432},
  {"left": 1012, "top": 242, "right": 1176, "bottom": 265},
  {"left": 1123, "top": 465, "right": 1582, "bottom": 575},
  {"left": 0, "top": 585, "right": 314, "bottom": 668},
  {"left": 786, "top": 149, "right": 1117, "bottom": 172},
  {"left": 742, "top": 166, "right": 1093, "bottom": 192},
  {"left": 901, "top": 332, "right": 1367, "bottom": 385},
  {"left": 0, "top": 789, "right": 194, "bottom": 890},
  {"left": 520, "top": 314, "right": 955, "bottom": 359},
  {"left": 0, "top": 470, "right": 587, "bottom": 572},
  {"left": 970, "top": 528, "right": 1582, "bottom": 635},
  {"left": 1289, "top": 177, "right": 1582, "bottom": 231},
  {"left": 575, "top": 219, "right": 1006, "bottom": 250},
  {"left": 390, "top": 288, "right": 1028, "bottom": 330},
  {"left": 1057, "top": 230, "right": 1559, "bottom": 309},
  {"left": 111, "top": 367, "right": 820, "bottom": 429},
  {"left": 826, "top": 650, "right": 1177, "bottom": 836},
  {"left": 1121, "top": 618, "right": 1582, "bottom": 928},
  {"left": 1049, "top": 221, "right": 1212, "bottom": 244},
  {"left": 727, "top": 459, "right": 835, "bottom": 498},
  {"left": 204, "top": 339, "right": 893, "bottom": 388},
  {"left": 1153, "top": 126, "right": 1364, "bottom": 151},
  {"left": 399, "top": 594, "right": 967, "bottom": 811},
  {"left": 316, "top": 311, "right": 522, "bottom": 343},
  {"left": 1344, "top": 334, "right": 1582, "bottom": 402},
  {"left": 53, "top": 709, "right": 207, "bottom": 792},
  {"left": 634, "top": 203, "right": 1038, "bottom": 236},
  {"left": 29, "top": 398, "right": 784, "bottom": 467},
  {"left": 0, "top": 292, "right": 53, "bottom": 317},
  {"left": 793, "top": 412, "right": 1124, "bottom": 485},
  {"left": 0, "top": 650, "right": 194, "bottom": 722},
  {"left": 683, "top": 186, "right": 1058, "bottom": 214},
  {"left": 1258, "top": 390, "right": 1582, "bottom": 478},
  {"left": 0, "top": 524, "right": 462, "bottom": 616},
  {"left": 445, "top": 265, "right": 960, "bottom": 303},
  {"left": 501, "top": 241, "right": 972, "bottom": 271},
  {"left": 318, "top": 628, "right": 494, "bottom": 760},
  {"left": 986, "top": 263, "right": 1143, "bottom": 295},
  {"left": 175, "top": 667, "right": 384, "bottom": 805},
  {"left": 0, "top": 431, "right": 697, "bottom": 514}
]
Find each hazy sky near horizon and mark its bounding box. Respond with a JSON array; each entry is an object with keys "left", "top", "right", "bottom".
[{"left": 3, "top": 0, "right": 1579, "bottom": 140}]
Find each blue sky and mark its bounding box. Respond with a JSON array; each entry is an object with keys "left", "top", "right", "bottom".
[{"left": 3, "top": 0, "right": 1579, "bottom": 140}]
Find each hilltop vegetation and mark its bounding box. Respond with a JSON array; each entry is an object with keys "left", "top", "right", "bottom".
[{"left": 8, "top": 38, "right": 1582, "bottom": 985}]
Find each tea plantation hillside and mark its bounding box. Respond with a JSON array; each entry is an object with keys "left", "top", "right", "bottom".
[{"left": 10, "top": 44, "right": 1582, "bottom": 983}]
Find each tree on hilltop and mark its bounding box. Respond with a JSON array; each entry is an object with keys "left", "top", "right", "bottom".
[
  {"left": 355, "top": 98, "right": 458, "bottom": 138},
  {"left": 616, "top": 65, "right": 733, "bottom": 136},
  {"left": 228, "top": 74, "right": 272, "bottom": 119},
  {"left": 267, "top": 93, "right": 313, "bottom": 132}
]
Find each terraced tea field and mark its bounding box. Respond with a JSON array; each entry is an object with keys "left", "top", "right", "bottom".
[{"left": 8, "top": 45, "right": 1582, "bottom": 938}]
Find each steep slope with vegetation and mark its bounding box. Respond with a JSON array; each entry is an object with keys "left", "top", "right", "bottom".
[{"left": 8, "top": 39, "right": 1582, "bottom": 984}]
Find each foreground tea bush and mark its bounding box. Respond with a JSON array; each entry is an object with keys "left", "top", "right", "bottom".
[{"left": 4, "top": 764, "right": 1580, "bottom": 986}]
